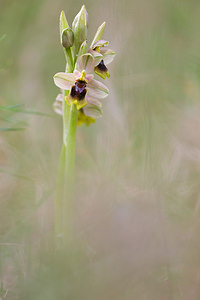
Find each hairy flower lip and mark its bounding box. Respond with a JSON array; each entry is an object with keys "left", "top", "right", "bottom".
[
  {"left": 94, "top": 60, "right": 110, "bottom": 80},
  {"left": 96, "top": 60, "right": 108, "bottom": 72},
  {"left": 70, "top": 80, "right": 87, "bottom": 101}
]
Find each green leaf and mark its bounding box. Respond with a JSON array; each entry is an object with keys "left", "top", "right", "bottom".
[
  {"left": 0, "top": 168, "right": 33, "bottom": 181},
  {"left": 0, "top": 104, "right": 24, "bottom": 111},
  {"left": 0, "top": 105, "right": 54, "bottom": 117},
  {"left": 0, "top": 127, "right": 26, "bottom": 131}
]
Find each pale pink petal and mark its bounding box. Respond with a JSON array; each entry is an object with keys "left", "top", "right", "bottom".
[
  {"left": 86, "top": 95, "right": 102, "bottom": 107},
  {"left": 53, "top": 94, "right": 63, "bottom": 116},
  {"left": 77, "top": 54, "right": 95, "bottom": 74},
  {"left": 74, "top": 70, "right": 82, "bottom": 79},
  {"left": 54, "top": 72, "right": 75, "bottom": 90},
  {"left": 56, "top": 93, "right": 63, "bottom": 102},
  {"left": 87, "top": 79, "right": 109, "bottom": 99},
  {"left": 93, "top": 39, "right": 109, "bottom": 48},
  {"left": 100, "top": 48, "right": 116, "bottom": 65},
  {"left": 53, "top": 101, "right": 63, "bottom": 116},
  {"left": 83, "top": 103, "right": 103, "bottom": 118},
  {"left": 85, "top": 74, "right": 94, "bottom": 82}
]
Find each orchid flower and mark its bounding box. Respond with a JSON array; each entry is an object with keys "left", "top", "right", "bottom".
[
  {"left": 89, "top": 40, "right": 115, "bottom": 79},
  {"left": 54, "top": 53, "right": 109, "bottom": 111}
]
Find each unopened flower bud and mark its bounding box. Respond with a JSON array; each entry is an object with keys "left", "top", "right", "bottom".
[
  {"left": 72, "top": 5, "right": 88, "bottom": 56},
  {"left": 61, "top": 28, "right": 74, "bottom": 48},
  {"left": 59, "top": 10, "right": 74, "bottom": 70}
]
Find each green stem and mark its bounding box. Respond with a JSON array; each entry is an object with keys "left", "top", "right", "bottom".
[
  {"left": 62, "top": 99, "right": 78, "bottom": 239},
  {"left": 64, "top": 48, "right": 73, "bottom": 73},
  {"left": 55, "top": 144, "right": 65, "bottom": 238},
  {"left": 55, "top": 45, "right": 77, "bottom": 243},
  {"left": 55, "top": 89, "right": 78, "bottom": 242}
]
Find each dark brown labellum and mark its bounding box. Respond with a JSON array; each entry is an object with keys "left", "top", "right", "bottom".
[
  {"left": 70, "top": 80, "right": 87, "bottom": 101},
  {"left": 96, "top": 60, "right": 108, "bottom": 72}
]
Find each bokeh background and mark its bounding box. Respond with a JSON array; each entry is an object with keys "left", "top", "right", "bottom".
[{"left": 1, "top": 0, "right": 200, "bottom": 299}]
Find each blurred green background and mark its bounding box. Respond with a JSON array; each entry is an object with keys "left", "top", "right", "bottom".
[{"left": 1, "top": 0, "right": 200, "bottom": 299}]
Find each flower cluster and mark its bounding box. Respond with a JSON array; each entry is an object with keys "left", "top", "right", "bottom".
[{"left": 53, "top": 5, "right": 115, "bottom": 126}]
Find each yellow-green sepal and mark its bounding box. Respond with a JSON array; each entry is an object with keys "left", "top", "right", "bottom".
[
  {"left": 60, "top": 11, "right": 69, "bottom": 43},
  {"left": 90, "top": 22, "right": 106, "bottom": 47}
]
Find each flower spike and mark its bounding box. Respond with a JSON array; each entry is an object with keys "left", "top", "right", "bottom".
[{"left": 53, "top": 6, "right": 115, "bottom": 125}]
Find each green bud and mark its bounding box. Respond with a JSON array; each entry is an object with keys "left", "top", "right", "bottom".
[
  {"left": 59, "top": 11, "right": 73, "bottom": 70},
  {"left": 72, "top": 5, "right": 88, "bottom": 56},
  {"left": 62, "top": 28, "right": 74, "bottom": 48},
  {"left": 90, "top": 22, "right": 106, "bottom": 47}
]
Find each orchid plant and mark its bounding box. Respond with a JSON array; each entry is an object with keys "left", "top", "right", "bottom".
[{"left": 53, "top": 5, "right": 115, "bottom": 241}]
